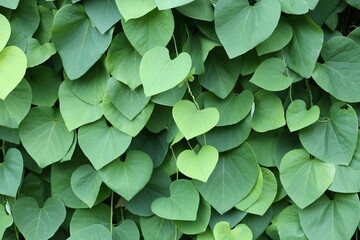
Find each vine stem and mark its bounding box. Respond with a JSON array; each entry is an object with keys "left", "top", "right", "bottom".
[
  {"left": 289, "top": 84, "right": 293, "bottom": 102},
  {"left": 186, "top": 82, "right": 200, "bottom": 110},
  {"left": 305, "top": 79, "right": 313, "bottom": 107},
  {"left": 110, "top": 191, "right": 114, "bottom": 234},
  {"left": 170, "top": 146, "right": 179, "bottom": 180},
  {"left": 172, "top": 35, "right": 179, "bottom": 57}
]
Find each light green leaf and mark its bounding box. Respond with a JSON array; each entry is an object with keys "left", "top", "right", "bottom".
[
  {"left": 279, "top": 0, "right": 319, "bottom": 14},
  {"left": 312, "top": 36, "right": 360, "bottom": 102},
  {"left": 68, "top": 224, "right": 111, "bottom": 240},
  {"left": 113, "top": 220, "right": 140, "bottom": 240},
  {"left": 115, "top": 0, "right": 156, "bottom": 22},
  {"left": 78, "top": 118, "right": 132, "bottom": 170},
  {"left": 177, "top": 0, "right": 214, "bottom": 21},
  {"left": 19, "top": 107, "right": 74, "bottom": 168},
  {"left": 0, "top": 14, "right": 10, "bottom": 51},
  {"left": 106, "top": 33, "right": 142, "bottom": 90},
  {"left": 25, "top": 38, "right": 56, "bottom": 67},
  {"left": 250, "top": 58, "right": 293, "bottom": 91},
  {"left": 59, "top": 82, "right": 103, "bottom": 131},
  {"left": 280, "top": 149, "right": 335, "bottom": 208},
  {"left": 0, "top": 148, "right": 23, "bottom": 197},
  {"left": 213, "top": 222, "right": 253, "bottom": 240},
  {"left": 299, "top": 102, "right": 358, "bottom": 165},
  {"left": 140, "top": 46, "right": 191, "bottom": 97},
  {"left": 299, "top": 193, "right": 360, "bottom": 240},
  {"left": 0, "top": 79, "right": 32, "bottom": 129},
  {"left": 194, "top": 143, "right": 258, "bottom": 214},
  {"left": 52, "top": 4, "right": 113, "bottom": 79},
  {"left": 71, "top": 164, "right": 102, "bottom": 208},
  {"left": 283, "top": 15, "right": 323, "bottom": 78},
  {"left": 155, "top": 0, "right": 194, "bottom": 10},
  {"left": 286, "top": 100, "right": 320, "bottom": 132},
  {"left": 214, "top": 0, "right": 281, "bottom": 58},
  {"left": 0, "top": 46, "right": 27, "bottom": 100},
  {"left": 252, "top": 90, "right": 286, "bottom": 132},
  {"left": 177, "top": 145, "right": 219, "bottom": 182},
  {"left": 0, "top": 204, "right": 13, "bottom": 240},
  {"left": 122, "top": 9, "right": 174, "bottom": 55},
  {"left": 12, "top": 197, "right": 66, "bottom": 240},
  {"left": 151, "top": 179, "right": 199, "bottom": 221},
  {"left": 173, "top": 100, "right": 219, "bottom": 139},
  {"left": 277, "top": 205, "right": 307, "bottom": 240},
  {"left": 99, "top": 150, "right": 153, "bottom": 201},
  {"left": 140, "top": 215, "right": 176, "bottom": 240}
]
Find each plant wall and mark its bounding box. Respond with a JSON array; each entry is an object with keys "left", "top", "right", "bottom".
[{"left": 0, "top": 0, "right": 360, "bottom": 239}]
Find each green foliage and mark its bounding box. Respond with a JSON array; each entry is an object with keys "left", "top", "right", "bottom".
[{"left": 0, "top": 0, "right": 360, "bottom": 239}]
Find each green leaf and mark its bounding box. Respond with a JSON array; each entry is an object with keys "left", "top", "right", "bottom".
[
  {"left": 151, "top": 84, "right": 187, "bottom": 106},
  {"left": 312, "top": 36, "right": 360, "bottom": 102},
  {"left": 12, "top": 197, "right": 66, "bottom": 240},
  {"left": 299, "top": 102, "right": 358, "bottom": 165},
  {"left": 177, "top": 0, "right": 214, "bottom": 21},
  {"left": 0, "top": 0, "right": 19, "bottom": 9},
  {"left": 256, "top": 18, "right": 293, "bottom": 56},
  {"left": 9, "top": 0, "right": 39, "bottom": 38},
  {"left": 106, "top": 33, "right": 142, "bottom": 90},
  {"left": 346, "top": 0, "right": 360, "bottom": 9},
  {"left": 277, "top": 205, "right": 307, "bottom": 240},
  {"left": 199, "top": 47, "right": 241, "bottom": 99},
  {"left": 59, "top": 82, "right": 103, "bottom": 131},
  {"left": 280, "top": 149, "right": 335, "bottom": 208},
  {"left": 33, "top": 5, "right": 54, "bottom": 44},
  {"left": 52, "top": 4, "right": 113, "bottom": 79},
  {"left": 279, "top": 0, "right": 319, "bottom": 14},
  {"left": 71, "top": 164, "right": 102, "bottom": 208},
  {"left": 214, "top": 0, "right": 281, "bottom": 58},
  {"left": 83, "top": 0, "right": 120, "bottom": 34},
  {"left": 19, "top": 107, "right": 74, "bottom": 168},
  {"left": 140, "top": 215, "right": 176, "bottom": 240},
  {"left": 299, "top": 193, "right": 360, "bottom": 240},
  {"left": 151, "top": 179, "right": 200, "bottom": 221},
  {"left": 155, "top": 0, "right": 194, "bottom": 10},
  {"left": 122, "top": 9, "right": 174, "bottom": 55},
  {"left": 108, "top": 78, "right": 150, "bottom": 120},
  {"left": 283, "top": 15, "right": 323, "bottom": 78},
  {"left": 252, "top": 90, "right": 286, "bottom": 132},
  {"left": 0, "top": 14, "right": 10, "bottom": 51},
  {"left": 99, "top": 150, "right": 153, "bottom": 201},
  {"left": 0, "top": 204, "right": 13, "bottom": 240},
  {"left": 25, "top": 38, "right": 56, "bottom": 68},
  {"left": 0, "top": 126, "right": 20, "bottom": 144},
  {"left": 68, "top": 224, "right": 111, "bottom": 240},
  {"left": 0, "top": 46, "right": 27, "bottom": 100},
  {"left": 0, "top": 148, "right": 23, "bottom": 197},
  {"left": 115, "top": 0, "right": 156, "bottom": 22},
  {"left": 78, "top": 118, "right": 132, "bottom": 170},
  {"left": 213, "top": 222, "right": 253, "bottom": 240},
  {"left": 113, "top": 220, "right": 140, "bottom": 240},
  {"left": 194, "top": 143, "right": 258, "bottom": 214},
  {"left": 0, "top": 79, "right": 32, "bottom": 129},
  {"left": 286, "top": 100, "right": 320, "bottom": 132},
  {"left": 177, "top": 145, "right": 219, "bottom": 182},
  {"left": 140, "top": 46, "right": 191, "bottom": 97},
  {"left": 247, "top": 131, "right": 278, "bottom": 167},
  {"left": 102, "top": 93, "right": 154, "bottom": 137}
]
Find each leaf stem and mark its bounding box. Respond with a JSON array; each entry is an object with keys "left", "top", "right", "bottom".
[
  {"left": 186, "top": 82, "right": 200, "bottom": 110},
  {"left": 305, "top": 79, "right": 313, "bottom": 107},
  {"left": 289, "top": 84, "right": 293, "bottom": 102},
  {"left": 172, "top": 35, "right": 179, "bottom": 57},
  {"left": 170, "top": 146, "right": 179, "bottom": 180},
  {"left": 186, "top": 140, "right": 194, "bottom": 151},
  {"left": 110, "top": 191, "right": 114, "bottom": 234}
]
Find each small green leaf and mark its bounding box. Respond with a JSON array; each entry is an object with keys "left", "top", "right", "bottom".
[
  {"left": 113, "top": 220, "right": 140, "bottom": 240},
  {"left": 286, "top": 100, "right": 320, "bottom": 132},
  {"left": 140, "top": 215, "right": 176, "bottom": 240},
  {"left": 213, "top": 222, "right": 253, "bottom": 240},
  {"left": 0, "top": 14, "right": 10, "bottom": 51},
  {"left": 25, "top": 38, "right": 56, "bottom": 67},
  {"left": 0, "top": 148, "right": 23, "bottom": 197}
]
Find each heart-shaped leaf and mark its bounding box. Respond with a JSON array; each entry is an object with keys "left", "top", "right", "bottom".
[
  {"left": 299, "top": 193, "right": 360, "bottom": 240},
  {"left": 277, "top": 205, "right": 307, "bottom": 240},
  {"left": 12, "top": 197, "right": 66, "bottom": 240},
  {"left": 0, "top": 204, "right": 13, "bottom": 239},
  {"left": 68, "top": 224, "right": 111, "bottom": 240},
  {"left": 0, "top": 148, "right": 23, "bottom": 197},
  {"left": 173, "top": 100, "right": 219, "bottom": 139},
  {"left": 177, "top": 145, "right": 219, "bottom": 182},
  {"left": 0, "top": 14, "right": 10, "bottom": 51},
  {"left": 250, "top": 58, "right": 293, "bottom": 91},
  {"left": 19, "top": 107, "right": 74, "bottom": 168},
  {"left": 52, "top": 4, "right": 113, "bottom": 79},
  {"left": 114, "top": 0, "right": 156, "bottom": 22},
  {"left": 286, "top": 100, "right": 320, "bottom": 132},
  {"left": 99, "top": 150, "right": 153, "bottom": 201},
  {"left": 0, "top": 46, "right": 27, "bottom": 100},
  {"left": 140, "top": 47, "right": 191, "bottom": 97},
  {"left": 299, "top": 102, "right": 358, "bottom": 165},
  {"left": 280, "top": 149, "right": 335, "bottom": 208},
  {"left": 213, "top": 222, "right": 253, "bottom": 240},
  {"left": 155, "top": 0, "right": 194, "bottom": 10},
  {"left": 78, "top": 118, "right": 132, "bottom": 170},
  {"left": 151, "top": 179, "right": 200, "bottom": 221},
  {"left": 25, "top": 38, "right": 56, "bottom": 68},
  {"left": 214, "top": 0, "right": 281, "bottom": 58},
  {"left": 113, "top": 219, "right": 140, "bottom": 240},
  {"left": 71, "top": 164, "right": 102, "bottom": 208}
]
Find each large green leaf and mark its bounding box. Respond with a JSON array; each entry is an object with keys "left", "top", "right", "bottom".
[
  {"left": 299, "top": 193, "right": 360, "bottom": 240},
  {"left": 299, "top": 102, "right": 358, "bottom": 165},
  {"left": 0, "top": 14, "right": 10, "bottom": 51},
  {"left": 0, "top": 148, "right": 23, "bottom": 197},
  {"left": 280, "top": 149, "right": 335, "bottom": 208},
  {"left": 52, "top": 4, "right": 113, "bottom": 79},
  {"left": 78, "top": 118, "right": 132, "bottom": 170},
  {"left": 194, "top": 143, "right": 258, "bottom": 214},
  {"left": 12, "top": 197, "right": 66, "bottom": 240},
  {"left": 114, "top": 0, "right": 156, "bottom": 22},
  {"left": 312, "top": 36, "right": 360, "bottom": 102},
  {"left": 214, "top": 0, "right": 281, "bottom": 58},
  {"left": 122, "top": 9, "right": 174, "bottom": 55},
  {"left": 19, "top": 107, "right": 74, "bottom": 168}
]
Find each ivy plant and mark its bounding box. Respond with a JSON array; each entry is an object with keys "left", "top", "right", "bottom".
[{"left": 0, "top": 0, "right": 360, "bottom": 239}]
